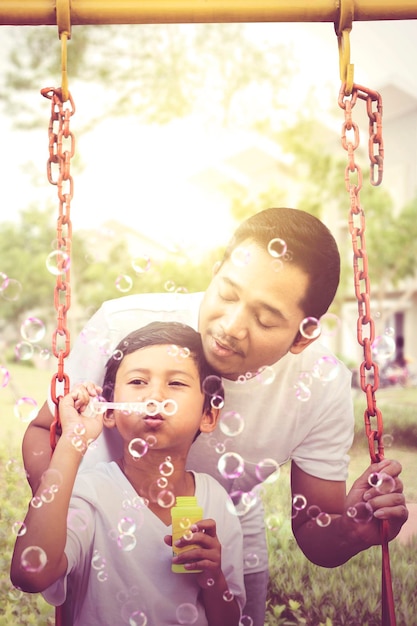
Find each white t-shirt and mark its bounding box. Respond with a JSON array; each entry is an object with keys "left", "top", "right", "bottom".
[
  {"left": 48, "top": 292, "right": 354, "bottom": 574},
  {"left": 43, "top": 466, "right": 245, "bottom": 626}
]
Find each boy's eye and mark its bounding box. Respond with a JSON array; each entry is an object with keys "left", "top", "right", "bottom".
[
  {"left": 128, "top": 379, "right": 147, "bottom": 386},
  {"left": 169, "top": 380, "right": 188, "bottom": 387}
]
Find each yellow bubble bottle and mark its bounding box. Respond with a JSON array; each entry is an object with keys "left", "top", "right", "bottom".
[{"left": 171, "top": 496, "right": 203, "bottom": 573}]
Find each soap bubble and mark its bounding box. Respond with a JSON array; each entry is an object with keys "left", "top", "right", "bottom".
[
  {"left": 319, "top": 313, "right": 341, "bottom": 337},
  {"left": 294, "top": 381, "right": 312, "bottom": 402},
  {"left": 118, "top": 517, "right": 136, "bottom": 535},
  {"left": 115, "top": 274, "right": 133, "bottom": 293},
  {"left": 164, "top": 280, "right": 176, "bottom": 292},
  {"left": 1, "top": 277, "right": 22, "bottom": 301},
  {"left": 91, "top": 550, "right": 106, "bottom": 571},
  {"left": 117, "top": 533, "right": 137, "bottom": 552},
  {"left": 267, "top": 237, "right": 287, "bottom": 258},
  {"left": 128, "top": 610, "right": 148, "bottom": 626},
  {"left": 244, "top": 552, "right": 260, "bottom": 569},
  {"left": 131, "top": 255, "right": 152, "bottom": 274},
  {"left": 0, "top": 365, "right": 10, "bottom": 388},
  {"left": 0, "top": 272, "right": 8, "bottom": 290},
  {"left": 210, "top": 395, "right": 224, "bottom": 409},
  {"left": 299, "top": 317, "right": 321, "bottom": 339},
  {"left": 156, "top": 489, "right": 175, "bottom": 508},
  {"left": 46, "top": 250, "right": 70, "bottom": 276},
  {"left": 202, "top": 375, "right": 223, "bottom": 396},
  {"left": 21, "top": 546, "right": 47, "bottom": 573},
  {"left": 351, "top": 501, "right": 373, "bottom": 524},
  {"left": 255, "top": 458, "right": 280, "bottom": 484},
  {"left": 14, "top": 397, "right": 38, "bottom": 422},
  {"left": 12, "top": 521, "right": 27, "bottom": 537},
  {"left": 15, "top": 341, "right": 34, "bottom": 361},
  {"left": 372, "top": 334, "right": 396, "bottom": 364},
  {"left": 255, "top": 365, "right": 275, "bottom": 385},
  {"left": 159, "top": 457, "right": 174, "bottom": 476},
  {"left": 231, "top": 246, "right": 251, "bottom": 267},
  {"left": 312, "top": 355, "right": 340, "bottom": 383},
  {"left": 20, "top": 317, "right": 46, "bottom": 343},
  {"left": 316, "top": 512, "right": 332, "bottom": 527},
  {"left": 292, "top": 494, "right": 307, "bottom": 511},
  {"left": 218, "top": 452, "right": 245, "bottom": 480},
  {"left": 219, "top": 411, "right": 244, "bottom": 437},
  {"left": 176, "top": 603, "right": 198, "bottom": 624},
  {"left": 128, "top": 438, "right": 149, "bottom": 460}
]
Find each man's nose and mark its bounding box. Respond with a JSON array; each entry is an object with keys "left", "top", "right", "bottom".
[{"left": 220, "top": 304, "right": 248, "bottom": 340}]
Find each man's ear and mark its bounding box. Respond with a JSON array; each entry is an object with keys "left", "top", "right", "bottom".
[
  {"left": 211, "top": 260, "right": 221, "bottom": 276},
  {"left": 199, "top": 407, "right": 220, "bottom": 434},
  {"left": 289, "top": 331, "right": 319, "bottom": 355},
  {"left": 103, "top": 410, "right": 116, "bottom": 429}
]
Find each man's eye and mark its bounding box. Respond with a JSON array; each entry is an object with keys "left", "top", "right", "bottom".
[{"left": 218, "top": 290, "right": 236, "bottom": 302}]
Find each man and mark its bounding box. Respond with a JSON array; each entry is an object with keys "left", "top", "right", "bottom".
[{"left": 22, "top": 207, "right": 408, "bottom": 626}]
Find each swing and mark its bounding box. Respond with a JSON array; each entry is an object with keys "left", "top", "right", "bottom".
[{"left": 3, "top": 2, "right": 413, "bottom": 626}]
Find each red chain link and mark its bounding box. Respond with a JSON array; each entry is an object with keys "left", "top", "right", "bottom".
[
  {"left": 338, "top": 82, "right": 396, "bottom": 626},
  {"left": 41, "top": 86, "right": 75, "bottom": 452}
]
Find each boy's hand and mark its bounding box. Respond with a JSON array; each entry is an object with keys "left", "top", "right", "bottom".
[
  {"left": 59, "top": 382, "right": 104, "bottom": 452},
  {"left": 164, "top": 518, "right": 223, "bottom": 588}
]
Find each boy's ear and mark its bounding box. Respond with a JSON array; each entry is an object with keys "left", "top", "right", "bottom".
[
  {"left": 289, "top": 331, "right": 319, "bottom": 355},
  {"left": 199, "top": 407, "right": 220, "bottom": 434},
  {"left": 103, "top": 410, "right": 116, "bottom": 429}
]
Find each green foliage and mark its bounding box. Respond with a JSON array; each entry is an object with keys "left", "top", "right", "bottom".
[
  {"left": 0, "top": 204, "right": 218, "bottom": 346},
  {"left": 262, "top": 464, "right": 417, "bottom": 626}
]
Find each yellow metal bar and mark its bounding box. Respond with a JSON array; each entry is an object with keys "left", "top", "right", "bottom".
[{"left": 1, "top": 0, "right": 417, "bottom": 26}]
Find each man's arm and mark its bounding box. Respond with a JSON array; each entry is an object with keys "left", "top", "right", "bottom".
[
  {"left": 291, "top": 459, "right": 408, "bottom": 567},
  {"left": 22, "top": 401, "right": 56, "bottom": 494}
]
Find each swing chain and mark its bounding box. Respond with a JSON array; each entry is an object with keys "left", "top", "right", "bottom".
[
  {"left": 338, "top": 82, "right": 384, "bottom": 464},
  {"left": 338, "top": 83, "right": 398, "bottom": 626},
  {"left": 41, "top": 87, "right": 75, "bottom": 450}
]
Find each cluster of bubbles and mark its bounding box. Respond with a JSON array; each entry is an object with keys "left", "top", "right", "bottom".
[
  {"left": 111, "top": 253, "right": 188, "bottom": 296},
  {"left": 230, "top": 237, "right": 292, "bottom": 274},
  {"left": 291, "top": 493, "right": 332, "bottom": 528}
]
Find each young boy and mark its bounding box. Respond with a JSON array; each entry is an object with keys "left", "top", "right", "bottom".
[{"left": 11, "top": 322, "right": 245, "bottom": 626}]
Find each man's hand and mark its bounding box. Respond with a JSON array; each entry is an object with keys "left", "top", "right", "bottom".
[{"left": 343, "top": 459, "right": 408, "bottom": 545}]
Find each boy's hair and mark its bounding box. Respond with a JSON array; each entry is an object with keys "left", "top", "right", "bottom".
[
  {"left": 222, "top": 207, "right": 340, "bottom": 319},
  {"left": 102, "top": 321, "right": 223, "bottom": 413}
]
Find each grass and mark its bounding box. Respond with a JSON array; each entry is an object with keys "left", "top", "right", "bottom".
[{"left": 1, "top": 362, "right": 416, "bottom": 625}]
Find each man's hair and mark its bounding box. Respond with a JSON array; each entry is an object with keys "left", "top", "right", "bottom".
[
  {"left": 222, "top": 207, "right": 340, "bottom": 319},
  {"left": 102, "top": 321, "right": 223, "bottom": 413}
]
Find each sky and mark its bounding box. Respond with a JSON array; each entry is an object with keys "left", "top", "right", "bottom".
[{"left": 1, "top": 18, "right": 417, "bottom": 255}]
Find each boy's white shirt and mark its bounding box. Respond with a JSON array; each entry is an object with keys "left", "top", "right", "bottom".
[{"left": 43, "top": 467, "right": 245, "bottom": 625}]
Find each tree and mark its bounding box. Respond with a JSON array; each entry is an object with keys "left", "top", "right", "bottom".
[{"left": 0, "top": 23, "right": 294, "bottom": 132}]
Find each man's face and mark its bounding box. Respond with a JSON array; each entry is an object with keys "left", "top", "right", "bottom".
[{"left": 198, "top": 240, "right": 312, "bottom": 380}]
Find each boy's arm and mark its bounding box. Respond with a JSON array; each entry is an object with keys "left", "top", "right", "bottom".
[
  {"left": 11, "top": 386, "right": 103, "bottom": 593},
  {"left": 22, "top": 401, "right": 56, "bottom": 494},
  {"left": 11, "top": 434, "right": 83, "bottom": 592}
]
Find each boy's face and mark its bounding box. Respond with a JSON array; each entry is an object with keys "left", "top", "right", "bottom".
[
  {"left": 106, "top": 344, "right": 217, "bottom": 450},
  {"left": 198, "top": 239, "right": 315, "bottom": 380}
]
